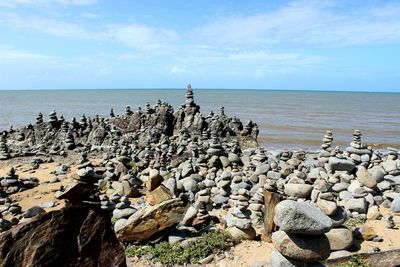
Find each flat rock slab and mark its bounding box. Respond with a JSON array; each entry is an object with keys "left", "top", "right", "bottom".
[{"left": 116, "top": 198, "right": 188, "bottom": 243}]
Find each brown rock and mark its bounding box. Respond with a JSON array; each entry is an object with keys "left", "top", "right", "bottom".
[
  {"left": 0, "top": 205, "right": 126, "bottom": 267},
  {"left": 146, "top": 185, "right": 173, "bottom": 205},
  {"left": 116, "top": 198, "right": 188, "bottom": 243},
  {"left": 146, "top": 169, "right": 164, "bottom": 191}
]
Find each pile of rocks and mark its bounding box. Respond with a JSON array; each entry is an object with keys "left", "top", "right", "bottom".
[
  {"left": 271, "top": 200, "right": 332, "bottom": 266},
  {"left": 0, "top": 134, "right": 10, "bottom": 160},
  {"left": 345, "top": 129, "right": 371, "bottom": 165},
  {"left": 0, "top": 167, "right": 39, "bottom": 195},
  {"left": 318, "top": 130, "right": 333, "bottom": 163}
]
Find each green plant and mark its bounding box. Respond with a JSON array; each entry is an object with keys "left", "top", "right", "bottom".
[
  {"left": 111, "top": 217, "right": 118, "bottom": 225},
  {"left": 124, "top": 230, "right": 234, "bottom": 265},
  {"left": 337, "top": 255, "right": 372, "bottom": 267},
  {"left": 129, "top": 160, "right": 137, "bottom": 171},
  {"left": 256, "top": 211, "right": 265, "bottom": 224},
  {"left": 344, "top": 215, "right": 367, "bottom": 228}
]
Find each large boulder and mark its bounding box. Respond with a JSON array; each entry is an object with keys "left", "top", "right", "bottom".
[
  {"left": 116, "top": 198, "right": 188, "bottom": 243},
  {"left": 271, "top": 231, "right": 331, "bottom": 262},
  {"left": 274, "top": 200, "right": 332, "bottom": 235},
  {"left": 0, "top": 205, "right": 126, "bottom": 267}
]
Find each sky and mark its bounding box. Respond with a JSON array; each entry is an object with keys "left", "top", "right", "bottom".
[{"left": 0, "top": 0, "right": 399, "bottom": 91}]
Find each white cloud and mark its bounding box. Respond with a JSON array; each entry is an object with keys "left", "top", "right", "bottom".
[
  {"left": 194, "top": 0, "right": 400, "bottom": 47},
  {"left": 0, "top": 44, "right": 55, "bottom": 60}
]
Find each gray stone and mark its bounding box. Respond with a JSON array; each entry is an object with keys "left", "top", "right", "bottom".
[
  {"left": 274, "top": 200, "right": 332, "bottom": 235},
  {"left": 272, "top": 231, "right": 331, "bottom": 262},
  {"left": 345, "top": 198, "right": 367, "bottom": 213},
  {"left": 356, "top": 166, "right": 377, "bottom": 188},
  {"left": 270, "top": 250, "right": 324, "bottom": 267},
  {"left": 325, "top": 228, "right": 353, "bottom": 250},
  {"left": 390, "top": 195, "right": 400, "bottom": 213},
  {"left": 328, "top": 157, "right": 355, "bottom": 173},
  {"left": 284, "top": 184, "right": 313, "bottom": 198},
  {"left": 330, "top": 206, "right": 347, "bottom": 227},
  {"left": 316, "top": 199, "right": 337, "bottom": 216}
]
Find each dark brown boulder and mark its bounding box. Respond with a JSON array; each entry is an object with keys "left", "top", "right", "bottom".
[{"left": 0, "top": 205, "right": 126, "bottom": 267}]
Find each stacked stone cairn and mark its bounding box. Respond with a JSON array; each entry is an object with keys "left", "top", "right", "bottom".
[
  {"left": 214, "top": 171, "right": 232, "bottom": 207},
  {"left": 271, "top": 200, "right": 332, "bottom": 266},
  {"left": 36, "top": 112, "right": 43, "bottom": 124},
  {"left": 345, "top": 129, "right": 371, "bottom": 166},
  {"left": 0, "top": 134, "right": 10, "bottom": 160},
  {"left": 227, "top": 187, "right": 256, "bottom": 240},
  {"left": 318, "top": 130, "right": 333, "bottom": 163},
  {"left": 249, "top": 187, "right": 264, "bottom": 224}
]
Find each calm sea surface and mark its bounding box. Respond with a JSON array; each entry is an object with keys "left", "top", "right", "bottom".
[{"left": 0, "top": 89, "right": 399, "bottom": 151}]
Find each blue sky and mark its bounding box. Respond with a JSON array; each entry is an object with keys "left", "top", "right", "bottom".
[{"left": 0, "top": 0, "right": 399, "bottom": 91}]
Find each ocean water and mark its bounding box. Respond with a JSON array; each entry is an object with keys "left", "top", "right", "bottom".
[{"left": 0, "top": 89, "right": 399, "bottom": 151}]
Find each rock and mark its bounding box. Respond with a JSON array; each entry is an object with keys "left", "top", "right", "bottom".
[
  {"left": 116, "top": 198, "right": 188, "bottom": 243},
  {"left": 274, "top": 200, "right": 332, "bottom": 235},
  {"left": 356, "top": 166, "right": 377, "bottom": 188},
  {"left": 198, "top": 253, "right": 214, "bottom": 264},
  {"left": 328, "top": 157, "right": 355, "bottom": 173},
  {"left": 112, "top": 208, "right": 137, "bottom": 220},
  {"left": 367, "top": 205, "right": 381, "bottom": 220},
  {"left": 227, "top": 226, "right": 256, "bottom": 240},
  {"left": 0, "top": 205, "right": 126, "bottom": 267},
  {"left": 270, "top": 250, "right": 324, "bottom": 267},
  {"left": 146, "top": 169, "right": 164, "bottom": 191},
  {"left": 284, "top": 184, "right": 313, "bottom": 198},
  {"left": 181, "top": 206, "right": 198, "bottom": 226},
  {"left": 345, "top": 198, "right": 367, "bottom": 214},
  {"left": 271, "top": 231, "right": 331, "bottom": 262},
  {"left": 114, "top": 218, "right": 127, "bottom": 232},
  {"left": 22, "top": 206, "right": 46, "bottom": 218},
  {"left": 328, "top": 250, "right": 352, "bottom": 260},
  {"left": 316, "top": 199, "right": 337, "bottom": 216},
  {"left": 325, "top": 228, "right": 353, "bottom": 250},
  {"left": 330, "top": 206, "right": 347, "bottom": 227},
  {"left": 391, "top": 195, "right": 400, "bottom": 213},
  {"left": 146, "top": 185, "right": 174, "bottom": 205}
]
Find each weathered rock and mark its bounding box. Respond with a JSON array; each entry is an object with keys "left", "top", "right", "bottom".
[
  {"left": 345, "top": 198, "right": 367, "bottom": 214},
  {"left": 227, "top": 226, "right": 256, "bottom": 240},
  {"left": 146, "top": 169, "right": 164, "bottom": 191},
  {"left": 271, "top": 231, "right": 331, "bottom": 262},
  {"left": 274, "top": 200, "right": 332, "bottom": 235},
  {"left": 284, "top": 184, "right": 313, "bottom": 198},
  {"left": 356, "top": 166, "right": 377, "bottom": 189},
  {"left": 325, "top": 228, "right": 353, "bottom": 251},
  {"left": 316, "top": 199, "right": 337, "bottom": 216},
  {"left": 270, "top": 250, "right": 324, "bottom": 267},
  {"left": 146, "top": 185, "right": 174, "bottom": 205},
  {"left": 328, "top": 157, "right": 355, "bottom": 173},
  {"left": 391, "top": 195, "right": 400, "bottom": 213},
  {"left": 0, "top": 205, "right": 126, "bottom": 267},
  {"left": 116, "top": 198, "right": 188, "bottom": 243}
]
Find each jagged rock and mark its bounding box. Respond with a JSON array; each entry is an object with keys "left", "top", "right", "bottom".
[
  {"left": 146, "top": 184, "right": 174, "bottom": 205},
  {"left": 116, "top": 198, "right": 188, "bottom": 243},
  {"left": 0, "top": 205, "right": 126, "bottom": 267}
]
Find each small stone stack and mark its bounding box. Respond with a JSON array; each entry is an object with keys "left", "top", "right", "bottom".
[
  {"left": 271, "top": 200, "right": 332, "bottom": 266},
  {"left": 280, "top": 150, "right": 290, "bottom": 162},
  {"left": 49, "top": 110, "right": 58, "bottom": 128},
  {"left": 36, "top": 112, "right": 43, "bottom": 124},
  {"left": 75, "top": 153, "right": 96, "bottom": 183},
  {"left": 0, "top": 134, "right": 10, "bottom": 160},
  {"left": 345, "top": 129, "right": 371, "bottom": 165},
  {"left": 185, "top": 84, "right": 195, "bottom": 107},
  {"left": 318, "top": 130, "right": 333, "bottom": 163},
  {"left": 214, "top": 171, "right": 232, "bottom": 207},
  {"left": 100, "top": 195, "right": 114, "bottom": 211},
  {"left": 194, "top": 186, "right": 211, "bottom": 223},
  {"left": 206, "top": 137, "right": 224, "bottom": 157},
  {"left": 110, "top": 108, "right": 115, "bottom": 118},
  {"left": 112, "top": 196, "right": 137, "bottom": 221},
  {"left": 227, "top": 188, "right": 256, "bottom": 240},
  {"left": 249, "top": 187, "right": 264, "bottom": 225},
  {"left": 64, "top": 130, "right": 75, "bottom": 150},
  {"left": 125, "top": 106, "right": 133, "bottom": 116}
]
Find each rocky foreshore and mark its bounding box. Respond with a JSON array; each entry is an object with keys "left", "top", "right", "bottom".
[{"left": 0, "top": 85, "right": 399, "bottom": 266}]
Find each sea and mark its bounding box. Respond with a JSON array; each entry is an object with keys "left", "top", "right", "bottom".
[{"left": 0, "top": 89, "right": 399, "bottom": 151}]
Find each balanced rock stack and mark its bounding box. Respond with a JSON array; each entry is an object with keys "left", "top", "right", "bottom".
[
  {"left": 36, "top": 112, "right": 43, "bottom": 124},
  {"left": 318, "top": 130, "right": 333, "bottom": 163},
  {"left": 214, "top": 171, "right": 232, "bottom": 207},
  {"left": 249, "top": 187, "right": 264, "bottom": 224},
  {"left": 0, "top": 134, "right": 10, "bottom": 160},
  {"left": 271, "top": 200, "right": 332, "bottom": 266},
  {"left": 64, "top": 130, "right": 75, "bottom": 150},
  {"left": 227, "top": 188, "right": 256, "bottom": 240},
  {"left": 48, "top": 110, "right": 58, "bottom": 126},
  {"left": 345, "top": 129, "right": 371, "bottom": 165}
]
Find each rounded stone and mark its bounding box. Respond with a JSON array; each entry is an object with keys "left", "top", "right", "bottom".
[{"left": 325, "top": 227, "right": 353, "bottom": 251}]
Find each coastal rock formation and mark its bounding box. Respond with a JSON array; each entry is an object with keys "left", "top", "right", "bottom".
[{"left": 0, "top": 205, "right": 126, "bottom": 267}]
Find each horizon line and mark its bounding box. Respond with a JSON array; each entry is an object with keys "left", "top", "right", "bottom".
[{"left": 0, "top": 87, "right": 399, "bottom": 93}]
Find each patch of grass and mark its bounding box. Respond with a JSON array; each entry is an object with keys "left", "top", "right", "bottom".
[
  {"left": 124, "top": 230, "right": 234, "bottom": 265},
  {"left": 344, "top": 215, "right": 367, "bottom": 228},
  {"left": 111, "top": 217, "right": 118, "bottom": 225},
  {"left": 337, "top": 255, "right": 372, "bottom": 267},
  {"left": 129, "top": 160, "right": 137, "bottom": 171},
  {"left": 256, "top": 211, "right": 265, "bottom": 224}
]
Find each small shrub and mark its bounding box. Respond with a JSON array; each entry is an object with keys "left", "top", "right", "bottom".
[
  {"left": 124, "top": 230, "right": 234, "bottom": 265},
  {"left": 337, "top": 255, "right": 372, "bottom": 267},
  {"left": 344, "top": 215, "right": 366, "bottom": 228}
]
